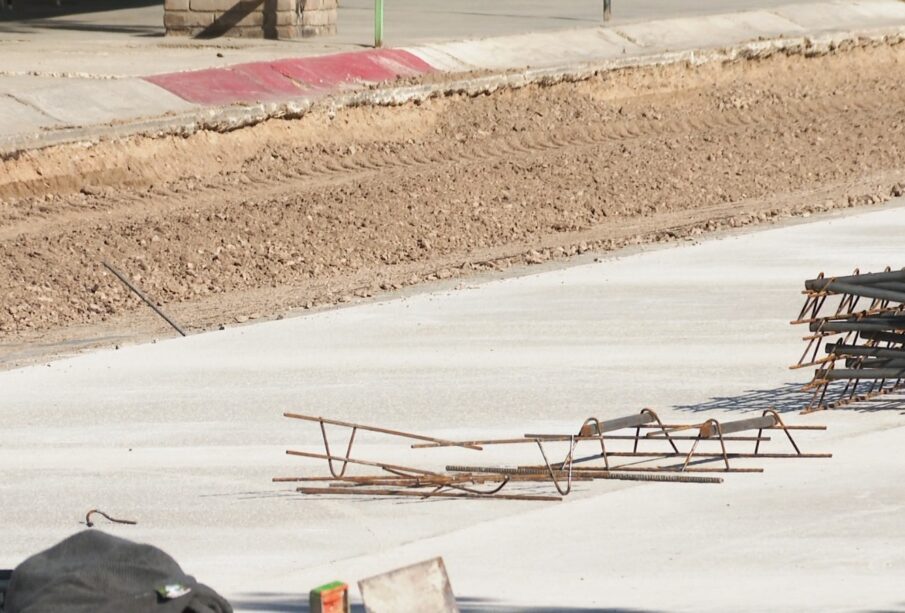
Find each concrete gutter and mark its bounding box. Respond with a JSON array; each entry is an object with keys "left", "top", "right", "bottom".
[{"left": 2, "top": 0, "right": 905, "bottom": 156}]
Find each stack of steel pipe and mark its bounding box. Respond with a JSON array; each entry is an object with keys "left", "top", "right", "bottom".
[{"left": 791, "top": 267, "right": 905, "bottom": 411}]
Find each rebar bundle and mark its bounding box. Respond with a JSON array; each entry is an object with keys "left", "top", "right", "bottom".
[{"left": 792, "top": 267, "right": 905, "bottom": 411}]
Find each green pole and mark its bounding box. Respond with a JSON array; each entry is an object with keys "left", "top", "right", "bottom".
[{"left": 375, "top": 0, "right": 384, "bottom": 47}]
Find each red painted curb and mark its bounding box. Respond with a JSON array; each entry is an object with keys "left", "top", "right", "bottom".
[{"left": 145, "top": 48, "right": 434, "bottom": 106}]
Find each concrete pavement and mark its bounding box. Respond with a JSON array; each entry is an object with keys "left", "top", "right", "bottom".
[
  {"left": 1, "top": 200, "right": 904, "bottom": 611},
  {"left": 2, "top": 0, "right": 905, "bottom": 153}
]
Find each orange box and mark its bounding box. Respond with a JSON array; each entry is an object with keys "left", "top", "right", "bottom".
[{"left": 309, "top": 581, "right": 350, "bottom": 613}]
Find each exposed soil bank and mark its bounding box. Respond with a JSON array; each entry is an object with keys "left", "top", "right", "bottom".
[{"left": 2, "top": 41, "right": 904, "bottom": 363}]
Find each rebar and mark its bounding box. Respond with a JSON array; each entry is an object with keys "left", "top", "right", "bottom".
[
  {"left": 280, "top": 408, "right": 827, "bottom": 501},
  {"left": 792, "top": 267, "right": 905, "bottom": 411}
]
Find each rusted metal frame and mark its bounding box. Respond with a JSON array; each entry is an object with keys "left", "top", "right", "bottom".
[
  {"left": 635, "top": 408, "right": 679, "bottom": 454},
  {"left": 659, "top": 422, "right": 824, "bottom": 432},
  {"left": 276, "top": 474, "right": 595, "bottom": 484},
  {"left": 790, "top": 301, "right": 899, "bottom": 326},
  {"left": 318, "top": 421, "right": 358, "bottom": 478},
  {"left": 297, "top": 487, "right": 563, "bottom": 502},
  {"left": 537, "top": 409, "right": 679, "bottom": 474},
  {"left": 682, "top": 419, "right": 732, "bottom": 472},
  {"left": 756, "top": 409, "right": 810, "bottom": 456},
  {"left": 379, "top": 464, "right": 514, "bottom": 497},
  {"left": 794, "top": 288, "right": 825, "bottom": 324},
  {"left": 285, "top": 450, "right": 519, "bottom": 498},
  {"left": 793, "top": 331, "right": 829, "bottom": 369},
  {"left": 532, "top": 436, "right": 577, "bottom": 495},
  {"left": 432, "top": 478, "right": 512, "bottom": 497},
  {"left": 277, "top": 476, "right": 468, "bottom": 485},
  {"left": 284, "top": 412, "right": 482, "bottom": 451},
  {"left": 577, "top": 417, "right": 610, "bottom": 470}
]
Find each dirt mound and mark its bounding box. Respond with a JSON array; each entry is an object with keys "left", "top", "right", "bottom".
[{"left": 2, "top": 42, "right": 905, "bottom": 363}]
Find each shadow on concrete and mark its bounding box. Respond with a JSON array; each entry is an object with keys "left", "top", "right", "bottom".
[
  {"left": 196, "top": 0, "right": 271, "bottom": 39},
  {"left": 0, "top": 18, "right": 161, "bottom": 35},
  {"left": 0, "top": 0, "right": 163, "bottom": 36},
  {"left": 0, "top": 0, "right": 160, "bottom": 20},
  {"left": 674, "top": 382, "right": 813, "bottom": 414},
  {"left": 675, "top": 381, "right": 905, "bottom": 415},
  {"left": 230, "top": 593, "right": 660, "bottom": 612}
]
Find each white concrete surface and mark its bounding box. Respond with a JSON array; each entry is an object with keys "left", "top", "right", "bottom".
[
  {"left": 2, "top": 202, "right": 905, "bottom": 611},
  {"left": 0, "top": 76, "right": 196, "bottom": 126},
  {"left": 408, "top": 0, "right": 905, "bottom": 72},
  {"left": 0, "top": 95, "right": 62, "bottom": 137}
]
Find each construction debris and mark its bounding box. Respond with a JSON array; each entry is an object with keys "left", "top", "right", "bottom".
[
  {"left": 276, "top": 409, "right": 829, "bottom": 501},
  {"left": 792, "top": 267, "right": 905, "bottom": 411},
  {"left": 84, "top": 509, "right": 137, "bottom": 528},
  {"left": 359, "top": 557, "right": 458, "bottom": 613}
]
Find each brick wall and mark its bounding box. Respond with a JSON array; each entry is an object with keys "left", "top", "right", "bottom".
[{"left": 164, "top": 0, "right": 338, "bottom": 38}]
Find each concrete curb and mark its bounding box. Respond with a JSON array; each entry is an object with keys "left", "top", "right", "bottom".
[{"left": 2, "top": 1, "right": 905, "bottom": 156}]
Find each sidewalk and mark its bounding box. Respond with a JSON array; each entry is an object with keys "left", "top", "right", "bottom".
[{"left": 2, "top": 0, "right": 904, "bottom": 153}]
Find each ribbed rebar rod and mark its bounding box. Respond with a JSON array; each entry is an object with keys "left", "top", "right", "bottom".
[
  {"left": 446, "top": 465, "right": 724, "bottom": 483},
  {"left": 297, "top": 487, "right": 561, "bottom": 502}
]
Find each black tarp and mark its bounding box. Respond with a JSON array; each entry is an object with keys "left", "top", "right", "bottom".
[{"left": 5, "top": 531, "right": 232, "bottom": 613}]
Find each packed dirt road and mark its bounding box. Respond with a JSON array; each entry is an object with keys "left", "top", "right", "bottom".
[{"left": 2, "top": 41, "right": 905, "bottom": 364}]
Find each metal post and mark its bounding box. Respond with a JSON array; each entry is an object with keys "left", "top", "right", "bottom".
[
  {"left": 102, "top": 261, "right": 187, "bottom": 337},
  {"left": 374, "top": 0, "right": 384, "bottom": 47},
  {"left": 603, "top": 0, "right": 611, "bottom": 23}
]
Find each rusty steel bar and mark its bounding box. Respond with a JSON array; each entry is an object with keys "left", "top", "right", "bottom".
[
  {"left": 102, "top": 261, "right": 186, "bottom": 337},
  {"left": 283, "top": 412, "right": 482, "bottom": 451},
  {"left": 286, "top": 449, "right": 440, "bottom": 476},
  {"left": 297, "top": 487, "right": 562, "bottom": 502},
  {"left": 578, "top": 465, "right": 763, "bottom": 473},
  {"left": 446, "top": 465, "right": 724, "bottom": 483},
  {"left": 584, "top": 451, "right": 831, "bottom": 459},
  {"left": 276, "top": 474, "right": 594, "bottom": 484}
]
